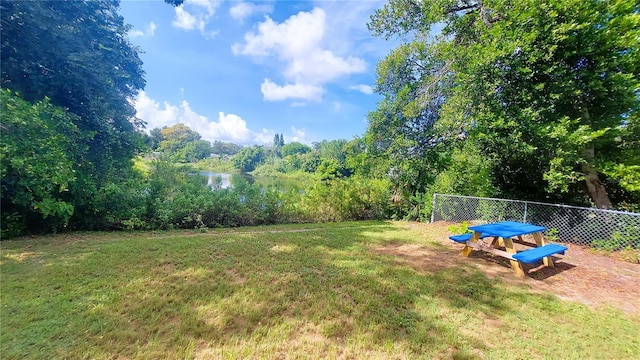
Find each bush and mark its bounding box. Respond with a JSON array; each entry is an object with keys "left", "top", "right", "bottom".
[{"left": 301, "top": 176, "right": 391, "bottom": 222}]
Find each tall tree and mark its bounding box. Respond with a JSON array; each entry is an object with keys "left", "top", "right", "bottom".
[
  {"left": 1, "top": 0, "right": 148, "bottom": 179},
  {"left": 0, "top": 0, "right": 183, "bottom": 234},
  {"left": 369, "top": 0, "right": 640, "bottom": 208}
]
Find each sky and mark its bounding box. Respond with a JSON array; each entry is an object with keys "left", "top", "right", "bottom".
[{"left": 119, "top": 0, "right": 396, "bottom": 146}]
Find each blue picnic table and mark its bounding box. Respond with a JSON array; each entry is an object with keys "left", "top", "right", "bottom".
[{"left": 451, "top": 221, "right": 567, "bottom": 277}]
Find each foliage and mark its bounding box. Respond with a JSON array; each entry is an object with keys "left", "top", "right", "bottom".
[
  {"left": 0, "top": 0, "right": 181, "bottom": 236},
  {"left": 211, "top": 140, "right": 242, "bottom": 156},
  {"left": 281, "top": 141, "right": 312, "bottom": 157},
  {"left": 301, "top": 176, "right": 391, "bottom": 222},
  {"left": 1, "top": 0, "right": 147, "bottom": 180},
  {"left": 272, "top": 133, "right": 284, "bottom": 157},
  {"left": 428, "top": 142, "right": 497, "bottom": 199},
  {"left": 368, "top": 0, "right": 640, "bottom": 209},
  {"left": 364, "top": 39, "right": 454, "bottom": 203},
  {"left": 231, "top": 145, "right": 266, "bottom": 172},
  {"left": 315, "top": 159, "right": 348, "bottom": 181},
  {"left": 0, "top": 90, "right": 83, "bottom": 236},
  {"left": 447, "top": 221, "right": 471, "bottom": 235}
]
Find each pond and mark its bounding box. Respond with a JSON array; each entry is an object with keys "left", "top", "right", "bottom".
[{"left": 198, "top": 171, "right": 307, "bottom": 193}]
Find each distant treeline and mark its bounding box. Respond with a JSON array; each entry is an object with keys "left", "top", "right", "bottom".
[{"left": 2, "top": 0, "right": 638, "bottom": 238}]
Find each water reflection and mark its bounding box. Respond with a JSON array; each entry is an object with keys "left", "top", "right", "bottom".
[
  {"left": 200, "top": 171, "right": 233, "bottom": 189},
  {"left": 198, "top": 171, "right": 305, "bottom": 192}
]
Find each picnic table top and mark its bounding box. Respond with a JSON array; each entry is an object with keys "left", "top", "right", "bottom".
[{"left": 468, "top": 221, "right": 546, "bottom": 238}]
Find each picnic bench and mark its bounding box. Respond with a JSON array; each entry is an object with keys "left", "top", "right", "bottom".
[{"left": 449, "top": 221, "right": 567, "bottom": 277}]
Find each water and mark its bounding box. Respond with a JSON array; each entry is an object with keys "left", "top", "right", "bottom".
[{"left": 198, "top": 172, "right": 306, "bottom": 192}]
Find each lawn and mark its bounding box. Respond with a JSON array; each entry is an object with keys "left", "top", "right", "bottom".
[{"left": 1, "top": 221, "right": 639, "bottom": 359}]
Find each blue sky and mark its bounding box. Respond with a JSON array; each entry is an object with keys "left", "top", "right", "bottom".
[{"left": 120, "top": 0, "right": 395, "bottom": 145}]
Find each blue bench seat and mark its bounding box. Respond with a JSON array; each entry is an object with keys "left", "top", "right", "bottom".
[
  {"left": 512, "top": 244, "right": 567, "bottom": 264},
  {"left": 449, "top": 233, "right": 493, "bottom": 243}
]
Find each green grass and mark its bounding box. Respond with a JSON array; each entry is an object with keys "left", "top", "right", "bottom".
[{"left": 2, "top": 221, "right": 639, "bottom": 359}]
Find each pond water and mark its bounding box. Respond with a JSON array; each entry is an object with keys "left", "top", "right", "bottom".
[{"left": 198, "top": 171, "right": 307, "bottom": 192}]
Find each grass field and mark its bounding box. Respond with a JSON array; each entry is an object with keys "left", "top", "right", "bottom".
[{"left": 2, "top": 221, "right": 639, "bottom": 359}]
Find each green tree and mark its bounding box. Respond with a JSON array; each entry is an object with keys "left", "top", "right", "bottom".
[
  {"left": 1, "top": 0, "right": 147, "bottom": 180},
  {"left": 211, "top": 140, "right": 242, "bottom": 156},
  {"left": 231, "top": 146, "right": 266, "bottom": 172},
  {"left": 174, "top": 140, "right": 212, "bottom": 163},
  {"left": 0, "top": 0, "right": 183, "bottom": 233},
  {"left": 272, "top": 133, "right": 285, "bottom": 157},
  {"left": 281, "top": 142, "right": 312, "bottom": 157},
  {"left": 369, "top": 0, "right": 640, "bottom": 209},
  {"left": 157, "top": 123, "right": 203, "bottom": 159},
  {"left": 0, "top": 90, "right": 82, "bottom": 236},
  {"left": 148, "top": 128, "right": 164, "bottom": 150}
]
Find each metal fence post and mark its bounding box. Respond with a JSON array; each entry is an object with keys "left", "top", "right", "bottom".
[
  {"left": 524, "top": 201, "right": 528, "bottom": 223},
  {"left": 430, "top": 193, "right": 437, "bottom": 223}
]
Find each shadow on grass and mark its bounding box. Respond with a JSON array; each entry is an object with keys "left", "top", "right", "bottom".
[
  {"left": 0, "top": 224, "right": 575, "bottom": 358},
  {"left": 466, "top": 249, "right": 578, "bottom": 280}
]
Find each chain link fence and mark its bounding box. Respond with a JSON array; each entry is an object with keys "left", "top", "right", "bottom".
[{"left": 431, "top": 194, "right": 640, "bottom": 251}]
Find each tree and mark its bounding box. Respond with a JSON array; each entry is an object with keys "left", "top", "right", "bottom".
[
  {"left": 1, "top": 0, "right": 147, "bottom": 180},
  {"left": 0, "top": 0, "right": 183, "bottom": 234},
  {"left": 365, "top": 39, "right": 454, "bottom": 200},
  {"left": 176, "top": 140, "right": 212, "bottom": 163},
  {"left": 1, "top": 90, "right": 82, "bottom": 236},
  {"left": 148, "top": 128, "right": 164, "bottom": 150},
  {"left": 281, "top": 142, "right": 312, "bottom": 157},
  {"left": 231, "top": 146, "right": 266, "bottom": 172},
  {"left": 369, "top": 0, "right": 640, "bottom": 209},
  {"left": 272, "top": 133, "right": 285, "bottom": 157},
  {"left": 211, "top": 140, "right": 242, "bottom": 156},
  {"left": 156, "top": 123, "right": 202, "bottom": 158}
]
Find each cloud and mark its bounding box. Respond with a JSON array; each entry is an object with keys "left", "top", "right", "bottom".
[
  {"left": 290, "top": 126, "right": 308, "bottom": 144},
  {"left": 349, "top": 84, "right": 374, "bottom": 95},
  {"left": 253, "top": 128, "right": 276, "bottom": 145},
  {"left": 172, "top": 0, "right": 220, "bottom": 37},
  {"left": 230, "top": 2, "right": 273, "bottom": 24},
  {"left": 233, "top": 7, "right": 366, "bottom": 101},
  {"left": 261, "top": 79, "right": 324, "bottom": 102},
  {"left": 134, "top": 91, "right": 272, "bottom": 144},
  {"left": 129, "top": 22, "right": 157, "bottom": 38}
]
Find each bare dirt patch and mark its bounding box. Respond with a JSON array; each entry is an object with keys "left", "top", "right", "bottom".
[{"left": 380, "top": 221, "right": 640, "bottom": 316}]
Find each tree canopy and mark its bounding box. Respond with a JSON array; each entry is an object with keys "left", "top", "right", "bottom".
[
  {"left": 0, "top": 0, "right": 182, "bottom": 235},
  {"left": 367, "top": 0, "right": 640, "bottom": 210}
]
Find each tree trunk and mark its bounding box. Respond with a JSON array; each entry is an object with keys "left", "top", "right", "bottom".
[
  {"left": 581, "top": 153, "right": 612, "bottom": 209},
  {"left": 580, "top": 107, "right": 612, "bottom": 209}
]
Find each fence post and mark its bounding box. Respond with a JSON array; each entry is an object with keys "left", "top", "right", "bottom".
[
  {"left": 524, "top": 201, "right": 528, "bottom": 223},
  {"left": 430, "top": 193, "right": 437, "bottom": 223}
]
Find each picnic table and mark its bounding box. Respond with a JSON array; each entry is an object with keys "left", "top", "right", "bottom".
[{"left": 450, "top": 221, "right": 567, "bottom": 277}]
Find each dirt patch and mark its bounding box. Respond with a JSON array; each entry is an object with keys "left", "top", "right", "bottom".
[{"left": 379, "top": 221, "right": 640, "bottom": 316}]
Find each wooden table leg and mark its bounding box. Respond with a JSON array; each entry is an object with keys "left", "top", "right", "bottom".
[
  {"left": 533, "top": 232, "right": 554, "bottom": 267},
  {"left": 490, "top": 236, "right": 502, "bottom": 248},
  {"left": 461, "top": 231, "right": 480, "bottom": 257},
  {"left": 503, "top": 237, "right": 525, "bottom": 278}
]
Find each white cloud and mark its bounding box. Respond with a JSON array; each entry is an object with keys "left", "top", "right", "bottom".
[
  {"left": 230, "top": 2, "right": 273, "bottom": 24},
  {"left": 134, "top": 91, "right": 272, "bottom": 144},
  {"left": 349, "top": 84, "right": 374, "bottom": 95},
  {"left": 233, "top": 7, "right": 366, "bottom": 101},
  {"left": 253, "top": 128, "right": 276, "bottom": 145},
  {"left": 172, "top": 0, "right": 220, "bottom": 37},
  {"left": 261, "top": 79, "right": 323, "bottom": 102},
  {"left": 130, "top": 22, "right": 157, "bottom": 38},
  {"left": 290, "top": 126, "right": 309, "bottom": 144},
  {"left": 173, "top": 7, "right": 198, "bottom": 30}
]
